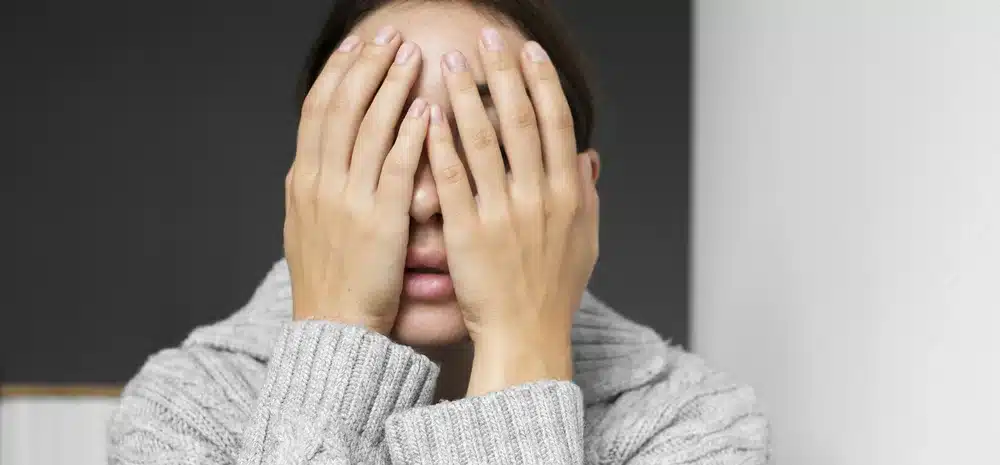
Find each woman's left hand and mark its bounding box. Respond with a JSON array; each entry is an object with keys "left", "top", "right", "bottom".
[{"left": 426, "top": 29, "right": 599, "bottom": 396}]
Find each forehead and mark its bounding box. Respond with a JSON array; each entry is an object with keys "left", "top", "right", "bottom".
[{"left": 349, "top": 2, "right": 528, "bottom": 112}]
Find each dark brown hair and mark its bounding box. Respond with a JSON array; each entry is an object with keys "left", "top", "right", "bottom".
[{"left": 295, "top": 0, "right": 596, "bottom": 150}]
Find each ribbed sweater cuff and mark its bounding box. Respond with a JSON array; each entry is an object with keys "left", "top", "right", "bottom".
[
  {"left": 384, "top": 380, "right": 585, "bottom": 465},
  {"left": 258, "top": 320, "right": 439, "bottom": 438}
]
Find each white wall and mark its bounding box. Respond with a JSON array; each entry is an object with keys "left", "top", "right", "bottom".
[
  {"left": 694, "top": 1, "right": 1000, "bottom": 464},
  {"left": 1, "top": 398, "right": 119, "bottom": 465}
]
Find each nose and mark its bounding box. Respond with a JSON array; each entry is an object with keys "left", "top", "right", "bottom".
[{"left": 409, "top": 159, "right": 441, "bottom": 223}]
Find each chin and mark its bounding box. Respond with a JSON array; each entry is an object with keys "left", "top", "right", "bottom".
[{"left": 390, "top": 298, "right": 469, "bottom": 347}]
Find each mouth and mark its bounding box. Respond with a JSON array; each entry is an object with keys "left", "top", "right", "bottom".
[
  {"left": 403, "top": 250, "right": 453, "bottom": 300},
  {"left": 404, "top": 247, "right": 449, "bottom": 273},
  {"left": 404, "top": 266, "right": 449, "bottom": 274}
]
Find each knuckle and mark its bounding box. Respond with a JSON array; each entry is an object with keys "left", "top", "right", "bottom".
[
  {"left": 291, "top": 177, "right": 316, "bottom": 203},
  {"left": 439, "top": 163, "right": 467, "bottom": 185},
  {"left": 543, "top": 106, "right": 575, "bottom": 132},
  {"left": 285, "top": 170, "right": 295, "bottom": 191},
  {"left": 316, "top": 184, "right": 341, "bottom": 206},
  {"left": 301, "top": 92, "right": 327, "bottom": 118},
  {"left": 468, "top": 126, "right": 497, "bottom": 151},
  {"left": 565, "top": 194, "right": 582, "bottom": 213},
  {"left": 512, "top": 189, "right": 543, "bottom": 211},
  {"left": 326, "top": 90, "right": 351, "bottom": 114},
  {"left": 481, "top": 207, "right": 511, "bottom": 228},
  {"left": 330, "top": 78, "right": 366, "bottom": 114},
  {"left": 339, "top": 71, "right": 365, "bottom": 93},
  {"left": 340, "top": 192, "right": 370, "bottom": 217},
  {"left": 564, "top": 197, "right": 582, "bottom": 216},
  {"left": 381, "top": 153, "right": 408, "bottom": 178},
  {"left": 509, "top": 106, "right": 537, "bottom": 130},
  {"left": 551, "top": 181, "right": 580, "bottom": 209}
]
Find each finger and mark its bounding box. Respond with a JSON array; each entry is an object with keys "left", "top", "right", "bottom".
[
  {"left": 478, "top": 28, "right": 543, "bottom": 193},
  {"left": 520, "top": 41, "right": 578, "bottom": 188},
  {"left": 348, "top": 41, "right": 423, "bottom": 194},
  {"left": 426, "top": 104, "right": 478, "bottom": 226},
  {"left": 295, "top": 35, "right": 363, "bottom": 177},
  {"left": 376, "top": 98, "right": 429, "bottom": 212},
  {"left": 441, "top": 50, "right": 508, "bottom": 211},
  {"left": 318, "top": 25, "right": 402, "bottom": 192}
]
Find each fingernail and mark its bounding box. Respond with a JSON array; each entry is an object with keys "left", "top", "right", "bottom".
[
  {"left": 481, "top": 28, "right": 503, "bottom": 51},
  {"left": 337, "top": 35, "right": 360, "bottom": 52},
  {"left": 395, "top": 42, "right": 416, "bottom": 64},
  {"left": 374, "top": 25, "right": 397, "bottom": 45},
  {"left": 524, "top": 42, "right": 548, "bottom": 62},
  {"left": 444, "top": 51, "right": 468, "bottom": 73},
  {"left": 408, "top": 98, "right": 428, "bottom": 118},
  {"left": 430, "top": 104, "right": 444, "bottom": 124}
]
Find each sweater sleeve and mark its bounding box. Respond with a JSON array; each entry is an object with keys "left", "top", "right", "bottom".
[
  {"left": 382, "top": 357, "right": 770, "bottom": 465},
  {"left": 384, "top": 380, "right": 586, "bottom": 465},
  {"left": 108, "top": 320, "right": 440, "bottom": 465}
]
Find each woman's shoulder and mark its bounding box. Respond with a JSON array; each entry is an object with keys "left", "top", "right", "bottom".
[
  {"left": 573, "top": 291, "right": 759, "bottom": 405},
  {"left": 117, "top": 261, "right": 293, "bottom": 406},
  {"left": 575, "top": 292, "right": 770, "bottom": 463},
  {"left": 117, "top": 343, "right": 266, "bottom": 420}
]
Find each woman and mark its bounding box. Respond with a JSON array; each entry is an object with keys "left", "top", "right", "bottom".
[{"left": 108, "top": 0, "right": 770, "bottom": 463}]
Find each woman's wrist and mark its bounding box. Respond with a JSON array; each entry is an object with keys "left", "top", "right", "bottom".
[
  {"left": 292, "top": 300, "right": 396, "bottom": 336},
  {"left": 466, "top": 326, "right": 573, "bottom": 398}
]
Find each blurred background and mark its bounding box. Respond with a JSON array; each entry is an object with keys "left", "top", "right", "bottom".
[{"left": 2, "top": 1, "right": 999, "bottom": 464}]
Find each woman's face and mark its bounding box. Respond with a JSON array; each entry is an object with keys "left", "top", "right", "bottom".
[{"left": 349, "top": 2, "right": 530, "bottom": 347}]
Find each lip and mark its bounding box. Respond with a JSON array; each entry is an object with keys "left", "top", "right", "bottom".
[
  {"left": 402, "top": 271, "right": 454, "bottom": 301},
  {"left": 405, "top": 247, "right": 449, "bottom": 272},
  {"left": 403, "top": 247, "right": 452, "bottom": 300}
]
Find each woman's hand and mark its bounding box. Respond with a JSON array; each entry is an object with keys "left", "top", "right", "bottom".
[
  {"left": 284, "top": 27, "right": 429, "bottom": 335},
  {"left": 426, "top": 30, "right": 599, "bottom": 395}
]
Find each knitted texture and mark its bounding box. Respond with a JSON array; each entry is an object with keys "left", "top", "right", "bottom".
[{"left": 108, "top": 259, "right": 770, "bottom": 464}]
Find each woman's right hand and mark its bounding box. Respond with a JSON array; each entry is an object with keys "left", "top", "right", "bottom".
[{"left": 284, "top": 26, "right": 428, "bottom": 335}]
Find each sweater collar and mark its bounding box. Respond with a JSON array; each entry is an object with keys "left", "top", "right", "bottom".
[{"left": 185, "top": 259, "right": 670, "bottom": 405}]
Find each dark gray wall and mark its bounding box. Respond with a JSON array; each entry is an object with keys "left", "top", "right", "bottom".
[{"left": 1, "top": 0, "right": 689, "bottom": 383}]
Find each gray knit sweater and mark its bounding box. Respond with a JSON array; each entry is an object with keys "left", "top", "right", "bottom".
[{"left": 108, "top": 259, "right": 769, "bottom": 464}]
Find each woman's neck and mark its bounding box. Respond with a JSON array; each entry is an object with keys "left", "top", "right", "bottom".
[{"left": 412, "top": 340, "right": 477, "bottom": 403}]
